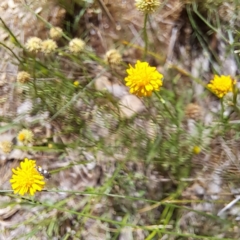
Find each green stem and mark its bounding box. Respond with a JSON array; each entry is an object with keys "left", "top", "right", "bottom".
[
  {"left": 143, "top": 13, "right": 148, "bottom": 60},
  {"left": 0, "top": 42, "right": 22, "bottom": 63},
  {"left": 0, "top": 18, "right": 23, "bottom": 48},
  {"left": 154, "top": 91, "right": 178, "bottom": 126},
  {"left": 31, "top": 58, "right": 53, "bottom": 113},
  {"left": 220, "top": 98, "right": 225, "bottom": 122},
  {"left": 147, "top": 178, "right": 189, "bottom": 239},
  {"left": 232, "top": 87, "right": 240, "bottom": 116},
  {"left": 233, "top": 85, "right": 238, "bottom": 105},
  {"left": 32, "top": 59, "right": 38, "bottom": 97}
]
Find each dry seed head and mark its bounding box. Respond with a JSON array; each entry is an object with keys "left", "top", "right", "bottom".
[
  {"left": 135, "top": 0, "right": 160, "bottom": 13},
  {"left": 0, "top": 141, "right": 12, "bottom": 154},
  {"left": 49, "top": 27, "right": 63, "bottom": 40},
  {"left": 105, "top": 49, "right": 122, "bottom": 65},
  {"left": 25, "top": 37, "right": 42, "bottom": 53},
  {"left": 185, "top": 103, "right": 203, "bottom": 121},
  {"left": 69, "top": 38, "right": 85, "bottom": 54},
  {"left": 17, "top": 71, "right": 31, "bottom": 83},
  {"left": 41, "top": 39, "right": 57, "bottom": 54},
  {"left": 218, "top": 3, "right": 234, "bottom": 22}
]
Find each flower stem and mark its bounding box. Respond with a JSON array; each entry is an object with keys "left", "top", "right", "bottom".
[
  {"left": 31, "top": 57, "right": 52, "bottom": 113},
  {"left": 32, "top": 58, "right": 38, "bottom": 97},
  {"left": 232, "top": 87, "right": 240, "bottom": 116},
  {"left": 154, "top": 91, "right": 178, "bottom": 126},
  {"left": 220, "top": 98, "right": 225, "bottom": 122},
  {"left": 143, "top": 13, "right": 148, "bottom": 60}
]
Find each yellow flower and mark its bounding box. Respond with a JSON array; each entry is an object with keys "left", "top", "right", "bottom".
[
  {"left": 17, "top": 129, "right": 34, "bottom": 144},
  {"left": 69, "top": 38, "right": 85, "bottom": 54},
  {"left": 73, "top": 81, "right": 79, "bottom": 87},
  {"left": 193, "top": 146, "right": 201, "bottom": 154},
  {"left": 17, "top": 71, "right": 31, "bottom": 83},
  {"left": 207, "top": 75, "right": 236, "bottom": 98},
  {"left": 41, "top": 39, "right": 57, "bottom": 54},
  {"left": 10, "top": 158, "right": 45, "bottom": 196},
  {"left": 135, "top": 0, "right": 160, "bottom": 13},
  {"left": 49, "top": 27, "right": 63, "bottom": 40},
  {"left": 124, "top": 60, "right": 163, "bottom": 97},
  {"left": 25, "top": 37, "right": 42, "bottom": 53}
]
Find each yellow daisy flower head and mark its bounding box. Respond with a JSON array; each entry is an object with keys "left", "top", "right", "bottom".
[
  {"left": 69, "top": 38, "right": 85, "bottom": 54},
  {"left": 41, "top": 39, "right": 57, "bottom": 54},
  {"left": 207, "top": 75, "right": 236, "bottom": 98},
  {"left": 17, "top": 129, "right": 34, "bottom": 145},
  {"left": 124, "top": 60, "right": 163, "bottom": 97},
  {"left": 135, "top": 0, "right": 160, "bottom": 13},
  {"left": 25, "top": 37, "right": 42, "bottom": 53},
  {"left": 10, "top": 158, "right": 45, "bottom": 196}
]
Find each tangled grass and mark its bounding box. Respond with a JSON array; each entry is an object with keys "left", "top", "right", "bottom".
[{"left": 0, "top": 0, "right": 240, "bottom": 239}]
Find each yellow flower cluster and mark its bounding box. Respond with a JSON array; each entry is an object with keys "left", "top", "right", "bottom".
[
  {"left": 207, "top": 75, "right": 236, "bottom": 98},
  {"left": 10, "top": 158, "right": 45, "bottom": 196},
  {"left": 135, "top": 0, "right": 160, "bottom": 13},
  {"left": 125, "top": 60, "right": 163, "bottom": 97}
]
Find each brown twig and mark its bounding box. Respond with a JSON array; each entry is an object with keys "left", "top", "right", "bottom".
[{"left": 96, "top": 0, "right": 116, "bottom": 28}]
